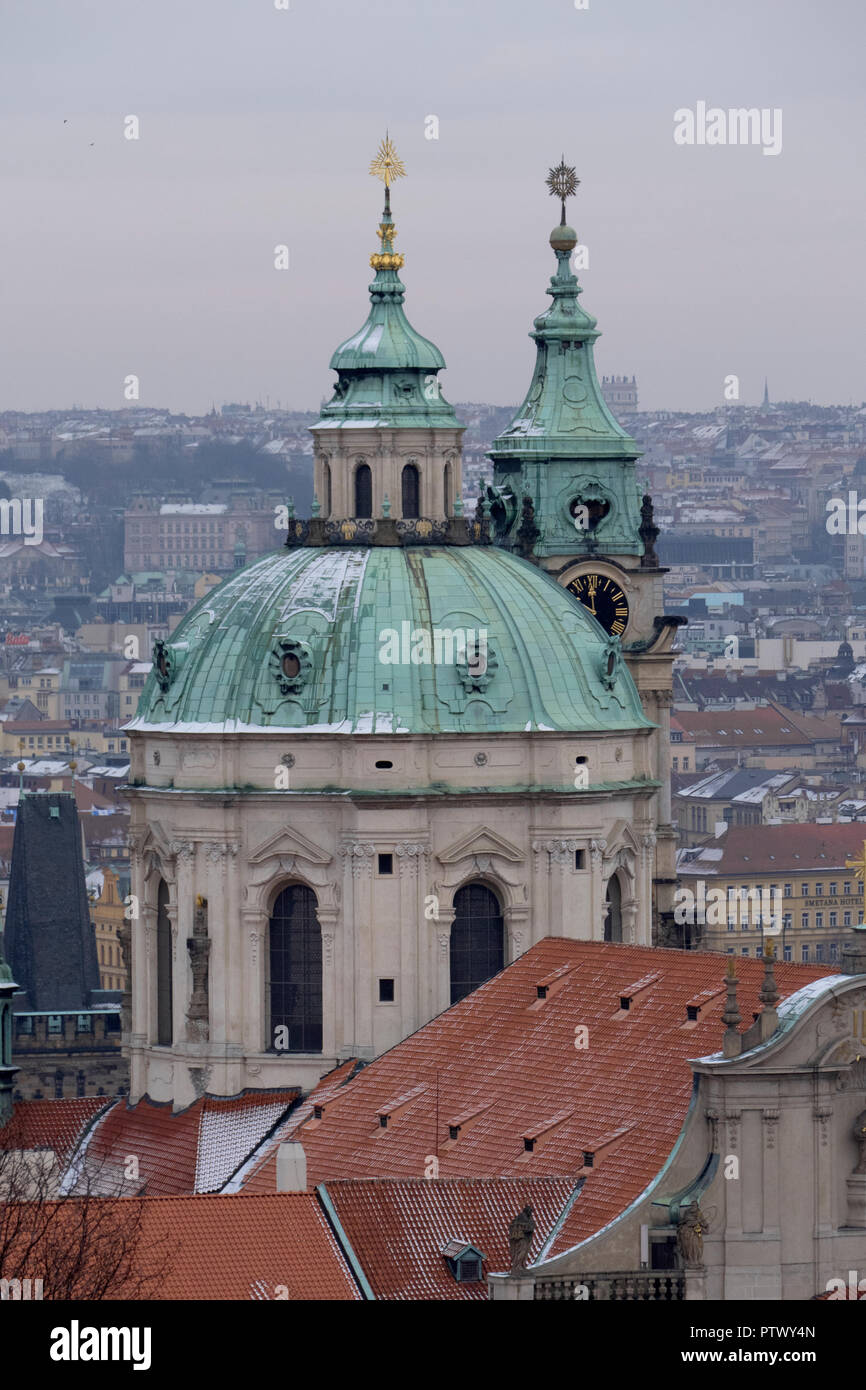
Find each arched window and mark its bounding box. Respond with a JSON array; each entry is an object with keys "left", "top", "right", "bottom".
[
  {"left": 156, "top": 879, "right": 173, "bottom": 1046},
  {"left": 268, "top": 884, "right": 323, "bottom": 1052},
  {"left": 401, "top": 462, "right": 420, "bottom": 519},
  {"left": 444, "top": 461, "right": 452, "bottom": 517},
  {"left": 450, "top": 883, "right": 504, "bottom": 1005},
  {"left": 604, "top": 875, "right": 622, "bottom": 943},
  {"left": 323, "top": 462, "right": 332, "bottom": 517},
  {"left": 354, "top": 462, "right": 372, "bottom": 518}
]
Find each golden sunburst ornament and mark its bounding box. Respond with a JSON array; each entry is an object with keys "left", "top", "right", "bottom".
[{"left": 370, "top": 133, "right": 406, "bottom": 188}]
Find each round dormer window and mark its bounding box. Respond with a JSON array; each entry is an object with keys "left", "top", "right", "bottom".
[{"left": 282, "top": 652, "right": 301, "bottom": 681}]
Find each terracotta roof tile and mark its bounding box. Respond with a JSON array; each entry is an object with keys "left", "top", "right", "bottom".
[
  {"left": 680, "top": 822, "right": 866, "bottom": 875},
  {"left": 236, "top": 940, "right": 832, "bottom": 1263},
  {"left": 323, "top": 1177, "right": 575, "bottom": 1300},
  {"left": 5, "top": 1193, "right": 360, "bottom": 1300},
  {"left": 79, "top": 1090, "right": 300, "bottom": 1196},
  {"left": 0, "top": 1098, "right": 109, "bottom": 1162}
]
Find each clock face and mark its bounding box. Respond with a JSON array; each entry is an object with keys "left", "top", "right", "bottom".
[{"left": 566, "top": 573, "right": 629, "bottom": 637}]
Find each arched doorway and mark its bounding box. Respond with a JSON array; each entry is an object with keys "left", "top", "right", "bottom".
[
  {"left": 156, "top": 879, "right": 173, "bottom": 1045},
  {"left": 268, "top": 884, "right": 323, "bottom": 1052},
  {"left": 450, "top": 883, "right": 504, "bottom": 1005},
  {"left": 604, "top": 874, "right": 622, "bottom": 943},
  {"left": 401, "top": 462, "right": 420, "bottom": 519},
  {"left": 354, "top": 462, "right": 372, "bottom": 518}
]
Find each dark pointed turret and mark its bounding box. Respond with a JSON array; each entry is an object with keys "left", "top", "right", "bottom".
[{"left": 3, "top": 793, "right": 100, "bottom": 1012}]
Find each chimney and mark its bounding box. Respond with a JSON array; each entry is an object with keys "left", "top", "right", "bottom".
[{"left": 275, "top": 1141, "right": 307, "bottom": 1192}]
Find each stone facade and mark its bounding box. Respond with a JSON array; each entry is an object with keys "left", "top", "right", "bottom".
[
  {"left": 11, "top": 1012, "right": 126, "bottom": 1101},
  {"left": 126, "top": 726, "right": 660, "bottom": 1107}
]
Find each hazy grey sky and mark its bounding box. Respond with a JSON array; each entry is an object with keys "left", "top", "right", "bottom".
[{"left": 1, "top": 0, "right": 863, "bottom": 415}]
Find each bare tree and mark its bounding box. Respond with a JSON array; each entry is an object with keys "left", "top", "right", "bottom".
[{"left": 0, "top": 1125, "right": 175, "bottom": 1301}]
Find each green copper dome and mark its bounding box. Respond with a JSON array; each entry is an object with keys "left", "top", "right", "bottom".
[{"left": 130, "top": 545, "right": 651, "bottom": 736}]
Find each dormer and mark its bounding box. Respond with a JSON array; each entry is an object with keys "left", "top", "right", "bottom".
[{"left": 441, "top": 1240, "right": 486, "bottom": 1284}]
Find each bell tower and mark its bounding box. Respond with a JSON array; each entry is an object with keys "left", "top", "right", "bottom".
[
  {"left": 311, "top": 134, "right": 464, "bottom": 527},
  {"left": 486, "top": 161, "right": 684, "bottom": 944}
]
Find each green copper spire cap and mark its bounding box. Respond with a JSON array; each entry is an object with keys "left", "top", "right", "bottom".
[
  {"left": 487, "top": 164, "right": 644, "bottom": 560},
  {"left": 315, "top": 135, "right": 459, "bottom": 431},
  {"left": 490, "top": 160, "right": 638, "bottom": 463}
]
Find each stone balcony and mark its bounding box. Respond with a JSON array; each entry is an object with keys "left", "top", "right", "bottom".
[{"left": 534, "top": 1270, "right": 685, "bottom": 1301}]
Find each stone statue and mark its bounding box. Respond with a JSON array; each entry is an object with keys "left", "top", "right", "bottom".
[
  {"left": 508, "top": 1205, "right": 535, "bottom": 1274},
  {"left": 853, "top": 1108, "right": 866, "bottom": 1174},
  {"left": 676, "top": 1202, "right": 707, "bottom": 1268},
  {"left": 186, "top": 895, "right": 211, "bottom": 1042}
]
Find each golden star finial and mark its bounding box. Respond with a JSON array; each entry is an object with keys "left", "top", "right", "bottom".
[{"left": 370, "top": 132, "right": 406, "bottom": 188}]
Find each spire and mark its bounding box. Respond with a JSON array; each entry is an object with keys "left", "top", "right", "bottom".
[
  {"left": 315, "top": 133, "right": 458, "bottom": 430},
  {"left": 762, "top": 378, "right": 770, "bottom": 409},
  {"left": 487, "top": 163, "right": 643, "bottom": 559}
]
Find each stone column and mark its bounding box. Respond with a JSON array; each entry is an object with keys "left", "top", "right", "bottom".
[
  {"left": 169, "top": 840, "right": 195, "bottom": 1047},
  {"left": 396, "top": 841, "right": 428, "bottom": 1041},
  {"left": 318, "top": 906, "right": 338, "bottom": 1058},
  {"left": 435, "top": 908, "right": 454, "bottom": 1017},
  {"left": 761, "top": 1109, "right": 780, "bottom": 1237},
  {"left": 590, "top": 839, "right": 607, "bottom": 941},
  {"left": 241, "top": 907, "right": 266, "bottom": 1054}
]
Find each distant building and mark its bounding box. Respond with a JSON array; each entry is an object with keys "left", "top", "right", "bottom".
[
  {"left": 3, "top": 792, "right": 125, "bottom": 1101},
  {"left": 600, "top": 374, "right": 638, "bottom": 415},
  {"left": 90, "top": 867, "right": 130, "bottom": 993},
  {"left": 123, "top": 497, "right": 279, "bottom": 574},
  {"left": 677, "top": 821, "right": 866, "bottom": 962}
]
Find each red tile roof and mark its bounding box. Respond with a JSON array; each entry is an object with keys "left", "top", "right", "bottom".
[
  {"left": 0, "top": 1098, "right": 109, "bottom": 1161},
  {"left": 673, "top": 704, "right": 811, "bottom": 748},
  {"left": 322, "top": 1177, "right": 576, "bottom": 1300},
  {"left": 239, "top": 940, "right": 832, "bottom": 1260},
  {"left": 3, "top": 1193, "right": 360, "bottom": 1300},
  {"left": 239, "top": 1061, "right": 363, "bottom": 1195},
  {"left": 679, "top": 822, "right": 866, "bottom": 876},
  {"left": 79, "top": 1090, "right": 301, "bottom": 1196}
]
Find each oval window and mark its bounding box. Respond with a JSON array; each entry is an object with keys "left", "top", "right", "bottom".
[
  {"left": 157, "top": 652, "right": 168, "bottom": 678},
  {"left": 282, "top": 652, "right": 301, "bottom": 680},
  {"left": 375, "top": 760, "right": 393, "bottom": 770},
  {"left": 606, "top": 651, "right": 616, "bottom": 678}
]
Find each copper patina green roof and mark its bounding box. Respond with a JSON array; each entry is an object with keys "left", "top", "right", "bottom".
[
  {"left": 130, "top": 545, "right": 651, "bottom": 736},
  {"left": 312, "top": 184, "right": 460, "bottom": 432}
]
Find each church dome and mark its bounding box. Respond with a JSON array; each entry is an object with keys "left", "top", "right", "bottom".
[{"left": 131, "top": 543, "right": 651, "bottom": 736}]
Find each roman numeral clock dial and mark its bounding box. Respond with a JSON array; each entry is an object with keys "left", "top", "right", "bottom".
[{"left": 566, "top": 573, "right": 629, "bottom": 637}]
